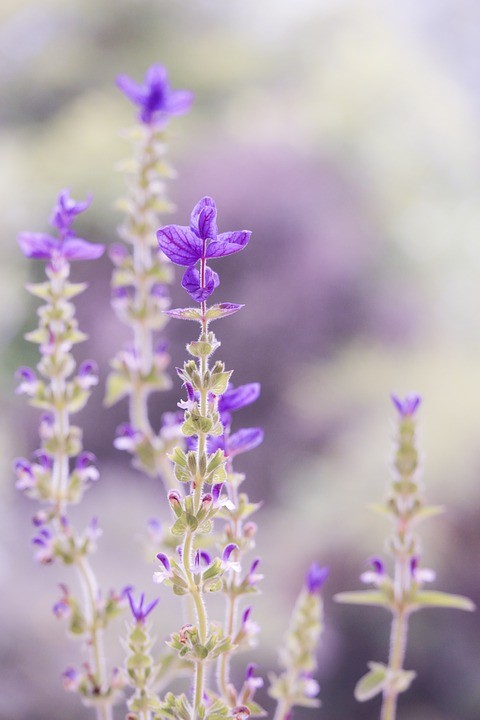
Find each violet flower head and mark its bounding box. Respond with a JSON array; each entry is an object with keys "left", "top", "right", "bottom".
[
  {"left": 18, "top": 190, "right": 104, "bottom": 262},
  {"left": 117, "top": 63, "right": 193, "bottom": 125},
  {"left": 127, "top": 590, "right": 159, "bottom": 623},
  {"left": 305, "top": 563, "right": 329, "bottom": 595},
  {"left": 391, "top": 393, "right": 421, "bottom": 418},
  {"left": 157, "top": 196, "right": 251, "bottom": 303}
]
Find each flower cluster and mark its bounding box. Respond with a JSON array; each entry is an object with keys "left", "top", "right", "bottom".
[
  {"left": 106, "top": 64, "right": 193, "bottom": 483},
  {"left": 15, "top": 192, "right": 124, "bottom": 720}
]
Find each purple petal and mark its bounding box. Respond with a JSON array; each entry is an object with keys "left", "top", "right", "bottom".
[
  {"left": 219, "top": 383, "right": 261, "bottom": 413},
  {"left": 206, "top": 230, "right": 251, "bottom": 259},
  {"left": 62, "top": 238, "right": 105, "bottom": 261},
  {"left": 391, "top": 393, "right": 422, "bottom": 418},
  {"left": 145, "top": 63, "right": 168, "bottom": 89},
  {"left": 227, "top": 427, "right": 264, "bottom": 457},
  {"left": 222, "top": 543, "right": 238, "bottom": 562},
  {"left": 116, "top": 74, "right": 146, "bottom": 106},
  {"left": 305, "top": 563, "right": 329, "bottom": 594},
  {"left": 50, "top": 190, "right": 92, "bottom": 231},
  {"left": 157, "top": 225, "right": 203, "bottom": 266},
  {"left": 18, "top": 232, "right": 58, "bottom": 259},
  {"left": 163, "top": 89, "right": 194, "bottom": 115},
  {"left": 181, "top": 265, "right": 220, "bottom": 302},
  {"left": 190, "top": 197, "right": 218, "bottom": 240}
]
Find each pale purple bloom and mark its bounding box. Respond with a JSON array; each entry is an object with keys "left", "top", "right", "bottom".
[
  {"left": 360, "top": 556, "right": 386, "bottom": 586},
  {"left": 245, "top": 663, "right": 264, "bottom": 692},
  {"left": 117, "top": 64, "right": 193, "bottom": 125},
  {"left": 18, "top": 190, "right": 104, "bottom": 262},
  {"left": 32, "top": 450, "right": 54, "bottom": 471},
  {"left": 305, "top": 563, "right": 329, "bottom": 595},
  {"left": 75, "top": 452, "right": 99, "bottom": 484},
  {"left": 49, "top": 189, "right": 92, "bottom": 235},
  {"left": 62, "top": 666, "right": 81, "bottom": 692},
  {"left": 13, "top": 458, "right": 35, "bottom": 491},
  {"left": 410, "top": 556, "right": 435, "bottom": 584},
  {"left": 77, "top": 360, "right": 99, "bottom": 389},
  {"left": 53, "top": 584, "right": 71, "bottom": 619},
  {"left": 147, "top": 518, "right": 163, "bottom": 544},
  {"left": 222, "top": 543, "right": 241, "bottom": 573},
  {"left": 127, "top": 591, "right": 159, "bottom": 623},
  {"left": 15, "top": 366, "right": 38, "bottom": 395},
  {"left": 153, "top": 552, "right": 173, "bottom": 584},
  {"left": 248, "top": 558, "right": 264, "bottom": 586},
  {"left": 114, "top": 423, "right": 144, "bottom": 452},
  {"left": 108, "top": 242, "right": 129, "bottom": 265},
  {"left": 32, "top": 527, "right": 55, "bottom": 564},
  {"left": 299, "top": 672, "right": 320, "bottom": 698},
  {"left": 391, "top": 393, "right": 421, "bottom": 418},
  {"left": 193, "top": 549, "right": 212, "bottom": 574}
]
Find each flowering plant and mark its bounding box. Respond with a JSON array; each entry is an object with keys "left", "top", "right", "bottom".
[{"left": 13, "top": 63, "right": 474, "bottom": 720}]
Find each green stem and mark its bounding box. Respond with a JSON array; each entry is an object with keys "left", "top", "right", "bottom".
[
  {"left": 381, "top": 608, "right": 409, "bottom": 720},
  {"left": 76, "top": 555, "right": 113, "bottom": 720}
]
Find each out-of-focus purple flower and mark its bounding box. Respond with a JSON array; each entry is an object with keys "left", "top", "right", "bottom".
[
  {"left": 50, "top": 189, "right": 92, "bottom": 236},
  {"left": 157, "top": 197, "right": 251, "bottom": 302},
  {"left": 15, "top": 367, "right": 38, "bottom": 395},
  {"left": 32, "top": 527, "right": 55, "bottom": 564},
  {"left": 299, "top": 672, "right": 320, "bottom": 698},
  {"left": 18, "top": 190, "right": 104, "bottom": 262},
  {"left": 147, "top": 518, "right": 163, "bottom": 544},
  {"left": 391, "top": 393, "right": 421, "bottom": 418},
  {"left": 108, "top": 242, "right": 129, "bottom": 266},
  {"left": 13, "top": 458, "right": 36, "bottom": 491},
  {"left": 77, "top": 360, "right": 99, "bottom": 389},
  {"left": 75, "top": 451, "right": 99, "bottom": 484},
  {"left": 127, "top": 590, "right": 159, "bottom": 623},
  {"left": 360, "top": 556, "right": 386, "bottom": 586},
  {"left": 53, "top": 584, "right": 71, "bottom": 619},
  {"left": 245, "top": 663, "right": 264, "bottom": 692},
  {"left": 240, "top": 606, "right": 260, "bottom": 642},
  {"left": 410, "top": 556, "right": 435, "bottom": 585},
  {"left": 113, "top": 423, "right": 144, "bottom": 452},
  {"left": 116, "top": 64, "right": 193, "bottom": 125},
  {"left": 247, "top": 558, "right": 264, "bottom": 586},
  {"left": 32, "top": 450, "right": 54, "bottom": 471},
  {"left": 305, "top": 563, "right": 329, "bottom": 595},
  {"left": 62, "top": 666, "right": 81, "bottom": 692}
]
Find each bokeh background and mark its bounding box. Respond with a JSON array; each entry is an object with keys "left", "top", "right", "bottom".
[{"left": 2, "top": 0, "right": 480, "bottom": 718}]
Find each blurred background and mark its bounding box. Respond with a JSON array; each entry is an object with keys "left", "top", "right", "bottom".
[{"left": 2, "top": 0, "right": 480, "bottom": 718}]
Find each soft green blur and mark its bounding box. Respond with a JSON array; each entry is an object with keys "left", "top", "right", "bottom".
[{"left": 2, "top": 1, "right": 480, "bottom": 719}]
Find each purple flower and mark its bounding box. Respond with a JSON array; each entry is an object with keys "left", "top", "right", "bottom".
[
  {"left": 113, "top": 423, "right": 144, "bottom": 452},
  {"left": 305, "top": 563, "right": 329, "bottom": 594},
  {"left": 153, "top": 552, "right": 174, "bottom": 584},
  {"left": 127, "top": 591, "right": 159, "bottom": 623},
  {"left": 222, "top": 543, "right": 241, "bottom": 573},
  {"left": 77, "top": 360, "right": 99, "bottom": 389},
  {"left": 219, "top": 383, "right": 261, "bottom": 414},
  {"left": 227, "top": 427, "right": 264, "bottom": 457},
  {"left": 15, "top": 367, "right": 38, "bottom": 395},
  {"left": 18, "top": 190, "right": 104, "bottom": 262},
  {"left": 157, "top": 197, "right": 251, "bottom": 302},
  {"left": 116, "top": 64, "right": 193, "bottom": 125},
  {"left": 193, "top": 549, "right": 212, "bottom": 574},
  {"left": 49, "top": 189, "right": 92, "bottom": 235},
  {"left": 360, "top": 556, "right": 386, "bottom": 586},
  {"left": 391, "top": 393, "right": 421, "bottom": 418},
  {"left": 62, "top": 666, "right": 81, "bottom": 692}
]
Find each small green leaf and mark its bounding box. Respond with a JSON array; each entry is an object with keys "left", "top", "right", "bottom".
[
  {"left": 205, "top": 303, "right": 244, "bottom": 321},
  {"left": 354, "top": 662, "right": 388, "bottom": 702},
  {"left": 334, "top": 591, "right": 390, "bottom": 608},
  {"left": 413, "top": 591, "right": 475, "bottom": 612},
  {"left": 166, "top": 307, "right": 203, "bottom": 322},
  {"left": 411, "top": 505, "right": 444, "bottom": 523}
]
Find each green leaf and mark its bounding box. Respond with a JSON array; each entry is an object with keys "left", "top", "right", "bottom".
[
  {"left": 411, "top": 505, "right": 444, "bottom": 523},
  {"left": 166, "top": 307, "right": 203, "bottom": 322},
  {"left": 413, "top": 591, "right": 475, "bottom": 612},
  {"left": 354, "top": 662, "right": 388, "bottom": 702},
  {"left": 334, "top": 591, "right": 390, "bottom": 608},
  {"left": 205, "top": 303, "right": 244, "bottom": 321}
]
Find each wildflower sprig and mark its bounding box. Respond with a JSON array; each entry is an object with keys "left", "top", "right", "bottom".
[
  {"left": 269, "top": 564, "right": 328, "bottom": 720},
  {"left": 15, "top": 192, "right": 124, "bottom": 720},
  {"left": 335, "top": 395, "right": 475, "bottom": 720},
  {"left": 122, "top": 196, "right": 264, "bottom": 720},
  {"left": 107, "top": 64, "right": 193, "bottom": 483}
]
